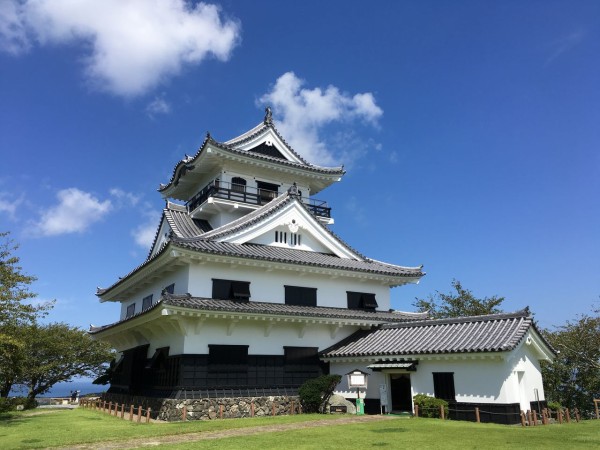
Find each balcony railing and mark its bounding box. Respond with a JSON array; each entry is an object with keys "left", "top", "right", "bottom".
[{"left": 186, "top": 180, "right": 331, "bottom": 218}]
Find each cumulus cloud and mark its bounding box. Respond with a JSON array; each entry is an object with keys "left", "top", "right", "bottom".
[
  {"left": 132, "top": 208, "right": 161, "bottom": 250},
  {"left": 258, "top": 72, "right": 383, "bottom": 166},
  {"left": 31, "top": 188, "right": 112, "bottom": 236},
  {"left": 2, "top": 0, "right": 240, "bottom": 96}
]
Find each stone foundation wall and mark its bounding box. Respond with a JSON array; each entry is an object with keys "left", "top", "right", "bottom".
[{"left": 102, "top": 393, "right": 300, "bottom": 421}]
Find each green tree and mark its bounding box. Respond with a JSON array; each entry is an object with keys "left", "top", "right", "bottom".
[
  {"left": 0, "top": 231, "right": 53, "bottom": 397},
  {"left": 541, "top": 309, "right": 600, "bottom": 416},
  {"left": 413, "top": 279, "right": 505, "bottom": 319},
  {"left": 16, "top": 323, "right": 113, "bottom": 402}
]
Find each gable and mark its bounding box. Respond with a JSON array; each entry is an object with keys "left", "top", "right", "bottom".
[
  {"left": 216, "top": 198, "right": 361, "bottom": 259},
  {"left": 228, "top": 128, "right": 306, "bottom": 165}
]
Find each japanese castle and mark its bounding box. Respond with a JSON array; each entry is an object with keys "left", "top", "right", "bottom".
[{"left": 91, "top": 108, "right": 554, "bottom": 423}]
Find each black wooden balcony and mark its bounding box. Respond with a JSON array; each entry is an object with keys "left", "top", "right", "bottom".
[{"left": 186, "top": 180, "right": 331, "bottom": 218}]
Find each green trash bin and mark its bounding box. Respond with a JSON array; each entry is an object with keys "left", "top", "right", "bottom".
[{"left": 356, "top": 398, "right": 365, "bottom": 415}]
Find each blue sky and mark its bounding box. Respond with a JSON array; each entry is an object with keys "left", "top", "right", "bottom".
[{"left": 1, "top": 0, "right": 598, "bottom": 331}]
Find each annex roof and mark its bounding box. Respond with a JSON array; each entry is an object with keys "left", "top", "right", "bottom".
[
  {"left": 89, "top": 294, "right": 429, "bottom": 334},
  {"left": 320, "top": 309, "right": 556, "bottom": 359}
]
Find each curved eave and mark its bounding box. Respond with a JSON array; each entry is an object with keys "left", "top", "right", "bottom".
[{"left": 159, "top": 138, "right": 345, "bottom": 201}]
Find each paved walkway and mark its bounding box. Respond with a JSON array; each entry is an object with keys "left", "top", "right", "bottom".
[{"left": 54, "top": 414, "right": 395, "bottom": 450}]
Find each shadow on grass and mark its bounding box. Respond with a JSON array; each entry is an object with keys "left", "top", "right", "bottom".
[{"left": 370, "top": 427, "right": 408, "bottom": 433}]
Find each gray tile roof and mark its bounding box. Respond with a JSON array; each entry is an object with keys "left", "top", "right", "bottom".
[
  {"left": 159, "top": 127, "right": 344, "bottom": 194},
  {"left": 320, "top": 309, "right": 555, "bottom": 357},
  {"left": 164, "top": 203, "right": 212, "bottom": 238},
  {"left": 171, "top": 238, "right": 423, "bottom": 277},
  {"left": 89, "top": 294, "right": 429, "bottom": 334}
]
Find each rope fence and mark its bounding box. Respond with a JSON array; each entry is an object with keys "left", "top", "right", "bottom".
[
  {"left": 413, "top": 403, "right": 584, "bottom": 427},
  {"left": 79, "top": 398, "right": 152, "bottom": 424}
]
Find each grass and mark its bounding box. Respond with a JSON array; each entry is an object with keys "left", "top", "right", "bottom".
[{"left": 1, "top": 408, "right": 599, "bottom": 449}]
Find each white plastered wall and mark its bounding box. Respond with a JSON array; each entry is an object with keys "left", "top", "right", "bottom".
[
  {"left": 119, "top": 266, "right": 190, "bottom": 320},
  {"left": 329, "top": 342, "right": 547, "bottom": 409},
  {"left": 187, "top": 261, "right": 391, "bottom": 310}
]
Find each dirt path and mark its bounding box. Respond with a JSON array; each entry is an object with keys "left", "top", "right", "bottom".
[{"left": 54, "top": 414, "right": 395, "bottom": 450}]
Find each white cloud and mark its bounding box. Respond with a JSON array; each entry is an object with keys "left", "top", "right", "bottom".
[
  {"left": 109, "top": 188, "right": 140, "bottom": 206},
  {"left": 32, "top": 188, "right": 112, "bottom": 236},
  {"left": 2, "top": 0, "right": 240, "bottom": 96},
  {"left": 0, "top": 0, "right": 30, "bottom": 54},
  {"left": 132, "top": 208, "right": 161, "bottom": 250},
  {"left": 258, "top": 72, "right": 383, "bottom": 166},
  {"left": 545, "top": 30, "right": 585, "bottom": 66},
  {"left": 146, "top": 95, "right": 171, "bottom": 118},
  {"left": 0, "top": 192, "right": 24, "bottom": 220}
]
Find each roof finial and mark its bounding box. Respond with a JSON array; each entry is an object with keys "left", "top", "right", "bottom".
[
  {"left": 288, "top": 181, "right": 299, "bottom": 196},
  {"left": 264, "top": 106, "right": 273, "bottom": 125}
]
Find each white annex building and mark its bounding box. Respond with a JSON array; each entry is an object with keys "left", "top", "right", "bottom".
[{"left": 91, "top": 109, "right": 555, "bottom": 423}]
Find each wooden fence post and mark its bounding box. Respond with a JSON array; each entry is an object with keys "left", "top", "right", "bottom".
[
  {"left": 558, "top": 409, "right": 563, "bottom": 424},
  {"left": 532, "top": 410, "right": 537, "bottom": 426},
  {"left": 129, "top": 405, "right": 134, "bottom": 421},
  {"left": 137, "top": 406, "right": 142, "bottom": 423},
  {"left": 475, "top": 407, "right": 480, "bottom": 423},
  {"left": 120, "top": 403, "right": 125, "bottom": 419},
  {"left": 414, "top": 404, "right": 419, "bottom": 417},
  {"left": 108, "top": 402, "right": 112, "bottom": 415},
  {"left": 146, "top": 408, "right": 151, "bottom": 423},
  {"left": 566, "top": 408, "right": 571, "bottom": 423},
  {"left": 272, "top": 403, "right": 276, "bottom": 416},
  {"left": 440, "top": 405, "right": 445, "bottom": 420},
  {"left": 291, "top": 400, "right": 294, "bottom": 415},
  {"left": 542, "top": 409, "right": 548, "bottom": 425},
  {"left": 520, "top": 411, "right": 526, "bottom": 427},
  {"left": 251, "top": 401, "right": 254, "bottom": 417},
  {"left": 182, "top": 405, "right": 187, "bottom": 421},
  {"left": 594, "top": 399, "right": 600, "bottom": 419},
  {"left": 527, "top": 410, "right": 532, "bottom": 426},
  {"left": 220, "top": 404, "right": 223, "bottom": 419},
  {"left": 575, "top": 408, "right": 580, "bottom": 422}
]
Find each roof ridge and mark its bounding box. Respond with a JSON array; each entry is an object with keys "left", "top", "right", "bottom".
[{"left": 381, "top": 308, "right": 531, "bottom": 329}]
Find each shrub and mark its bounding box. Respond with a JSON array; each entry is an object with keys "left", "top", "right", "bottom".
[
  {"left": 0, "top": 397, "right": 37, "bottom": 412},
  {"left": 547, "top": 401, "right": 562, "bottom": 411},
  {"left": 298, "top": 374, "right": 342, "bottom": 413},
  {"left": 413, "top": 394, "right": 448, "bottom": 418}
]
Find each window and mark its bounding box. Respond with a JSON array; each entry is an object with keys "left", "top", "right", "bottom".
[
  {"left": 142, "top": 295, "right": 153, "bottom": 311},
  {"left": 162, "top": 283, "right": 175, "bottom": 295},
  {"left": 212, "top": 279, "right": 251, "bottom": 301},
  {"left": 231, "top": 177, "right": 246, "bottom": 193},
  {"left": 126, "top": 303, "right": 135, "bottom": 318},
  {"left": 285, "top": 286, "right": 317, "bottom": 306},
  {"left": 275, "top": 231, "right": 301, "bottom": 246},
  {"left": 433, "top": 372, "right": 456, "bottom": 401},
  {"left": 256, "top": 181, "right": 279, "bottom": 201},
  {"left": 347, "top": 292, "right": 378, "bottom": 311}
]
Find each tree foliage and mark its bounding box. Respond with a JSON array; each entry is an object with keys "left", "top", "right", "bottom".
[
  {"left": 0, "top": 231, "right": 52, "bottom": 326},
  {"left": 17, "top": 323, "right": 113, "bottom": 401},
  {"left": 413, "top": 279, "right": 505, "bottom": 319},
  {"left": 541, "top": 309, "right": 600, "bottom": 416},
  {"left": 0, "top": 231, "right": 53, "bottom": 397}
]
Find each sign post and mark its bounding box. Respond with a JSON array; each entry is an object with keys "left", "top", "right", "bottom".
[
  {"left": 346, "top": 369, "right": 369, "bottom": 416},
  {"left": 379, "top": 384, "right": 388, "bottom": 415}
]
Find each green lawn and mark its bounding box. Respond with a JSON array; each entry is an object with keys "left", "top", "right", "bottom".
[{"left": 1, "top": 408, "right": 599, "bottom": 449}]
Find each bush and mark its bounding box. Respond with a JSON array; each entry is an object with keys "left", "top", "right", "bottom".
[
  {"left": 547, "top": 401, "right": 562, "bottom": 411},
  {"left": 0, "top": 397, "right": 37, "bottom": 412},
  {"left": 413, "top": 394, "right": 448, "bottom": 418},
  {"left": 298, "top": 374, "right": 342, "bottom": 413}
]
